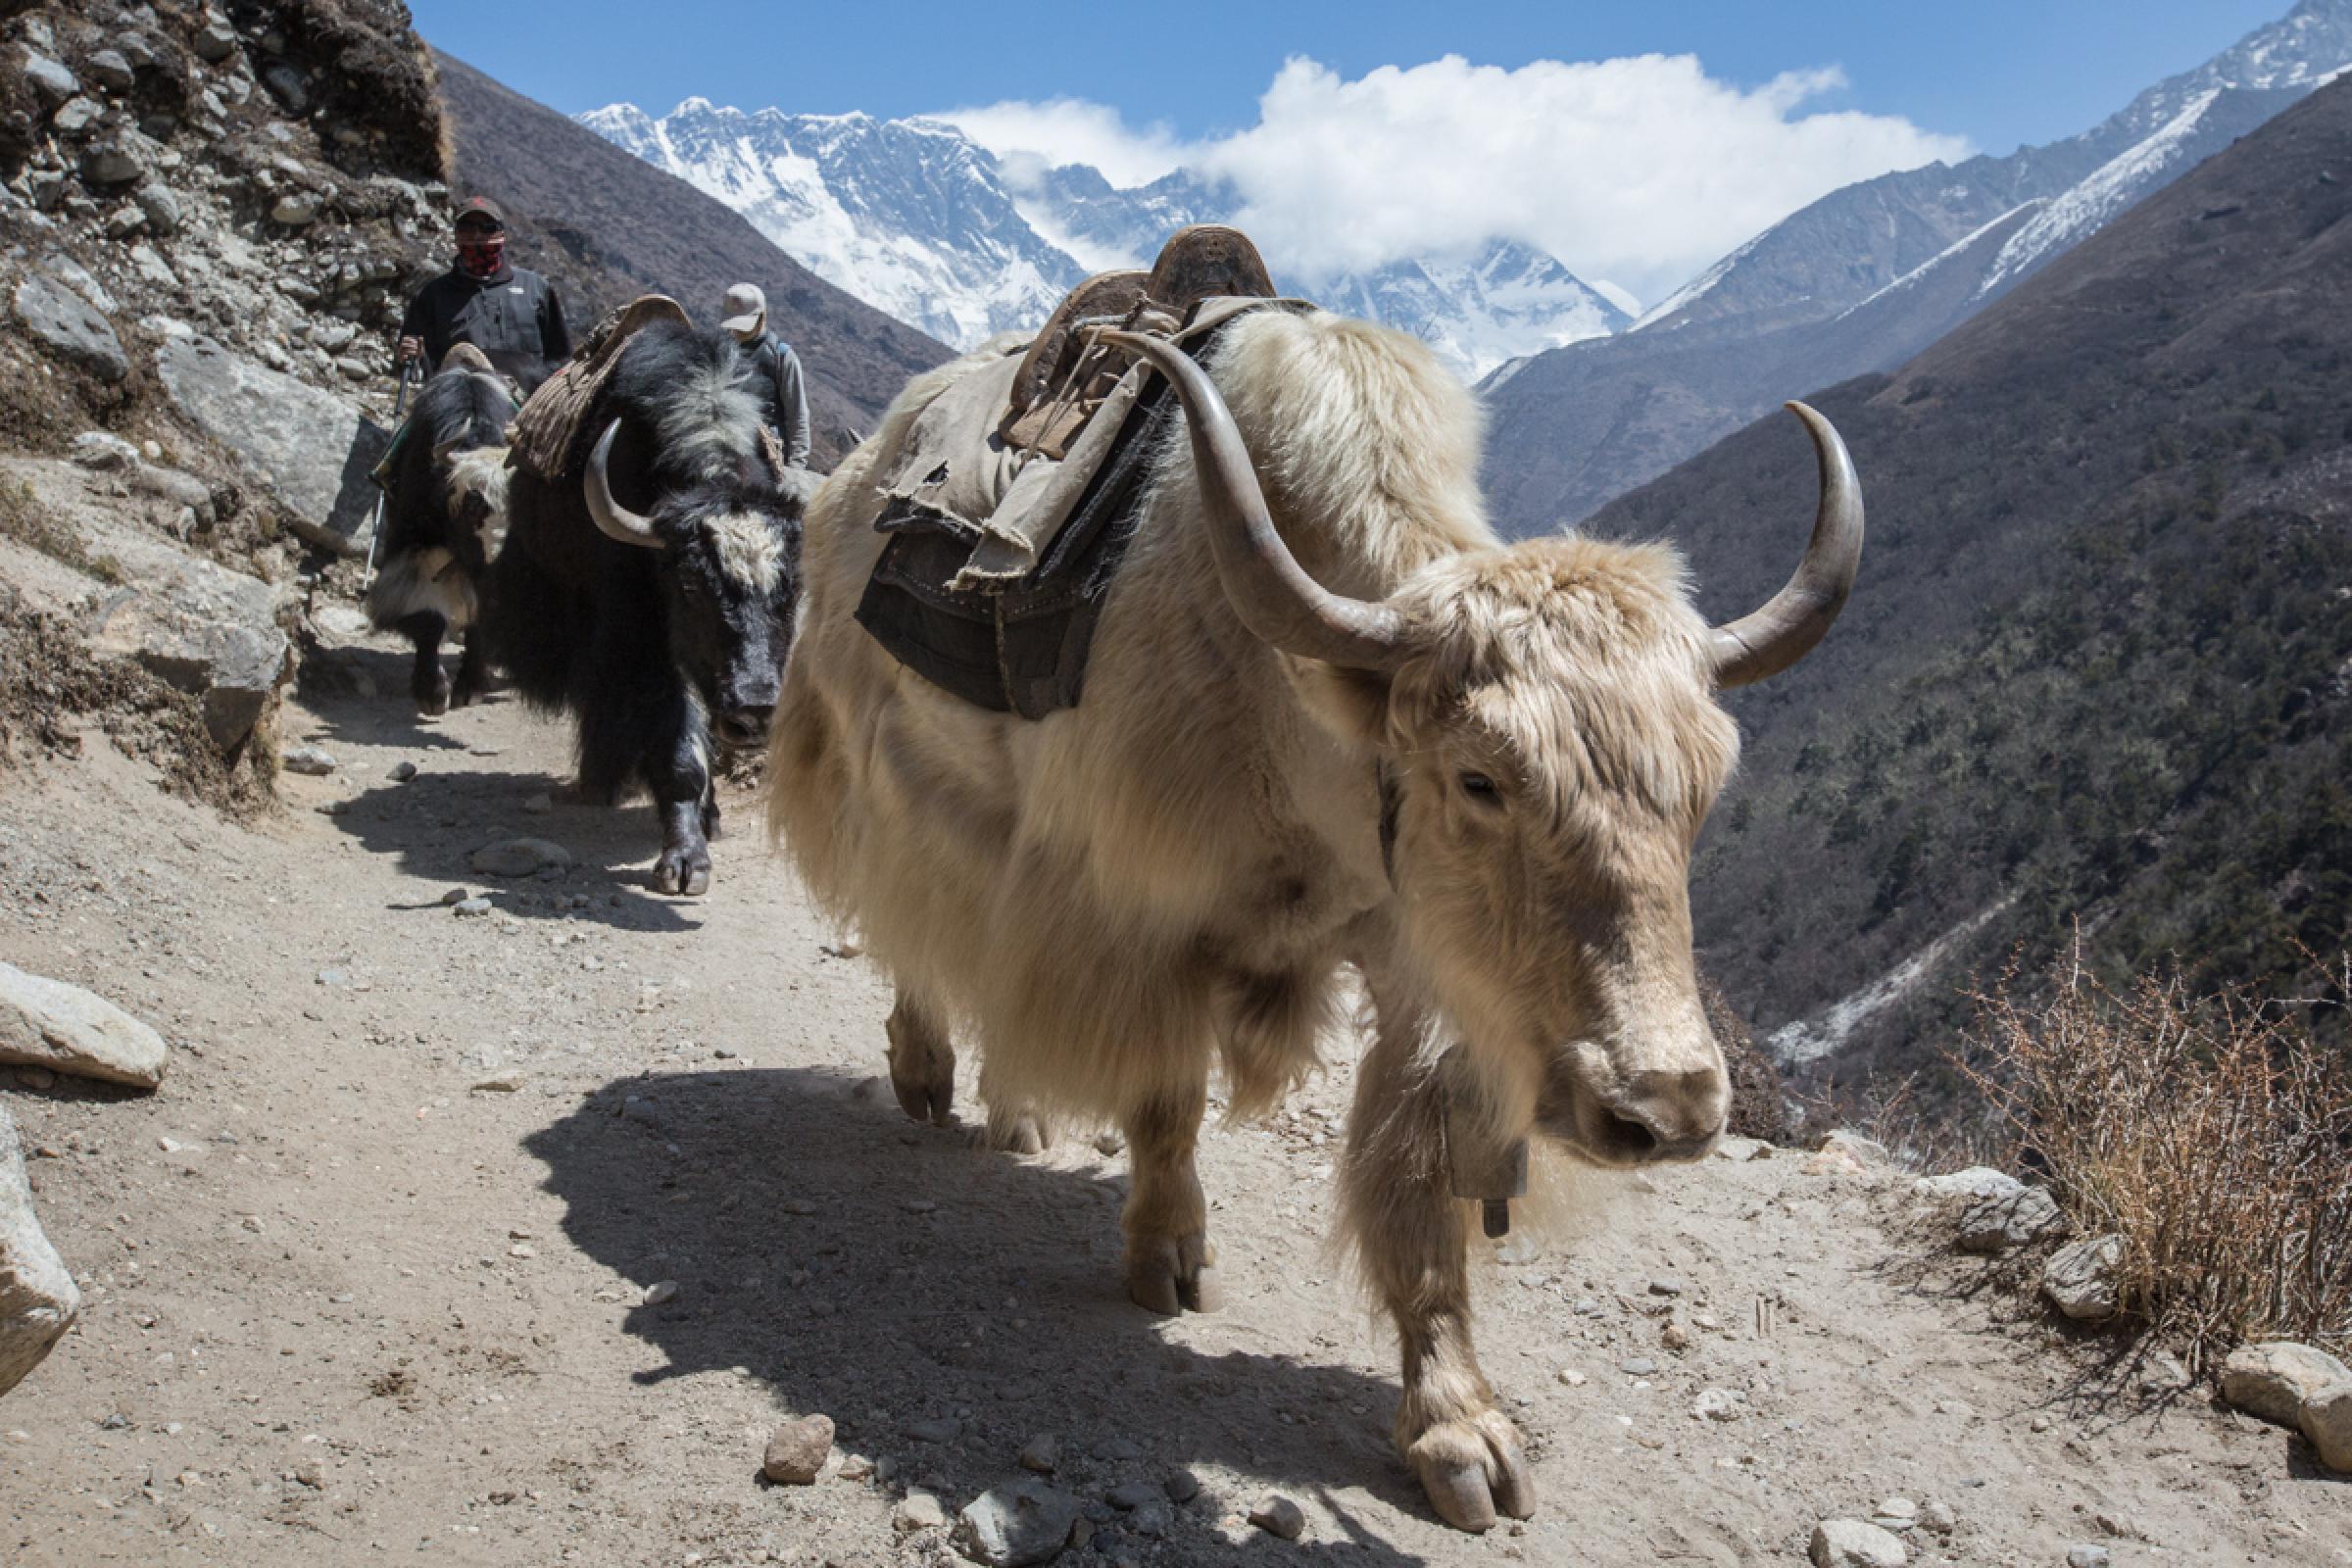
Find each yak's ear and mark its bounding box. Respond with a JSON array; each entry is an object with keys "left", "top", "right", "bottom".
[{"left": 1292, "top": 659, "right": 1394, "bottom": 753}]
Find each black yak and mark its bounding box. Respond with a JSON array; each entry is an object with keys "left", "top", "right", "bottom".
[
  {"left": 364, "top": 365, "right": 515, "bottom": 713},
  {"left": 486, "top": 322, "right": 808, "bottom": 896}
]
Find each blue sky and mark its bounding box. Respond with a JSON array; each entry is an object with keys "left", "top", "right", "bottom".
[{"left": 415, "top": 0, "right": 2285, "bottom": 156}]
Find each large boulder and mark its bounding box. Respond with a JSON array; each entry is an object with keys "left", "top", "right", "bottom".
[
  {"left": 2220, "top": 1342, "right": 2352, "bottom": 1430},
  {"left": 1912, "top": 1166, "right": 2067, "bottom": 1253},
  {"left": 154, "top": 336, "right": 390, "bottom": 555},
  {"left": 0, "top": 959, "right": 171, "bottom": 1088},
  {"left": 1, "top": 1104, "right": 81, "bottom": 1397},
  {"left": 12, "top": 273, "right": 128, "bottom": 383},
  {"left": 0, "top": 458, "right": 291, "bottom": 751}
]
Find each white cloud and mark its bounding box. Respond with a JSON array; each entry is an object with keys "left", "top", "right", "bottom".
[
  {"left": 934, "top": 97, "right": 1195, "bottom": 189},
  {"left": 943, "top": 54, "right": 1972, "bottom": 303}
]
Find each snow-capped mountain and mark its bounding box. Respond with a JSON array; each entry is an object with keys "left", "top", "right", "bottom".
[
  {"left": 579, "top": 101, "right": 1084, "bottom": 349},
  {"left": 1315, "top": 242, "right": 1630, "bottom": 374},
  {"left": 578, "top": 101, "right": 1627, "bottom": 377},
  {"left": 1634, "top": 0, "right": 2352, "bottom": 339}
]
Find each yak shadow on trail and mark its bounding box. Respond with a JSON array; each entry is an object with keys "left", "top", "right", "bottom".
[
  {"left": 526, "top": 1064, "right": 1445, "bottom": 1566},
  {"left": 292, "top": 672, "right": 719, "bottom": 933}
]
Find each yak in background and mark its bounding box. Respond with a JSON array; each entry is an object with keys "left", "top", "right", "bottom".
[
  {"left": 486, "top": 322, "right": 808, "bottom": 896},
  {"left": 365, "top": 364, "right": 515, "bottom": 714}
]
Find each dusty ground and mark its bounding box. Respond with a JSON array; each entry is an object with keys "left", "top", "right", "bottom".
[{"left": 2, "top": 634, "right": 2348, "bottom": 1568}]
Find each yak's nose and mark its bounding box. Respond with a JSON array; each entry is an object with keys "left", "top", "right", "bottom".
[
  {"left": 1593, "top": 1067, "right": 1727, "bottom": 1163},
  {"left": 715, "top": 705, "right": 773, "bottom": 749}
]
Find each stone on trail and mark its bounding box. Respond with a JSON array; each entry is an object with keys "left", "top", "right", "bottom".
[
  {"left": 1810, "top": 1518, "right": 1908, "bottom": 1568},
  {"left": 1, "top": 1105, "right": 80, "bottom": 1397},
  {"left": 1249, "top": 1493, "right": 1306, "bottom": 1541},
  {"left": 2065, "top": 1546, "right": 2112, "bottom": 1568},
  {"left": 640, "top": 1280, "right": 678, "bottom": 1306},
  {"left": 761, "top": 1413, "right": 833, "bottom": 1485},
  {"left": 2300, "top": 1382, "right": 2352, "bottom": 1473},
  {"left": 2041, "top": 1234, "right": 2126, "bottom": 1321},
  {"left": 954, "top": 1477, "right": 1082, "bottom": 1566},
  {"left": 451, "top": 898, "right": 492, "bottom": 918},
  {"left": 1956, "top": 1184, "right": 2063, "bottom": 1252},
  {"left": 1912, "top": 1167, "right": 2066, "bottom": 1252},
  {"left": 0, "top": 961, "right": 169, "bottom": 1088},
  {"left": 1017, "top": 1433, "right": 1058, "bottom": 1473},
  {"left": 1818, "top": 1130, "right": 1891, "bottom": 1167},
  {"left": 904, "top": 1416, "right": 960, "bottom": 1444},
  {"left": 469, "top": 839, "right": 572, "bottom": 877},
  {"left": 2219, "top": 1341, "right": 2352, "bottom": 1430},
  {"left": 280, "top": 743, "right": 337, "bottom": 776},
  {"left": 1691, "top": 1387, "right": 1743, "bottom": 1422},
  {"left": 894, "top": 1491, "right": 948, "bottom": 1532}
]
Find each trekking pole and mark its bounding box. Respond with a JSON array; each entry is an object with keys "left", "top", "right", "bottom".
[{"left": 361, "top": 359, "right": 419, "bottom": 592}]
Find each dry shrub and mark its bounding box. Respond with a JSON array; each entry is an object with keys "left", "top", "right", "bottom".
[{"left": 1963, "top": 951, "right": 2352, "bottom": 1363}]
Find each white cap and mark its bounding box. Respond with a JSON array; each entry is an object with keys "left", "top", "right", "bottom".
[{"left": 720, "top": 283, "right": 765, "bottom": 335}]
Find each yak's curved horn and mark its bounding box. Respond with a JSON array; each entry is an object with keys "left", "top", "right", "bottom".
[
  {"left": 583, "top": 421, "right": 662, "bottom": 550},
  {"left": 1709, "top": 402, "right": 1864, "bottom": 688},
  {"left": 1100, "top": 329, "right": 1407, "bottom": 671}
]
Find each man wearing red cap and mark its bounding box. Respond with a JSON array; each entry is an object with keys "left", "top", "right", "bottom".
[{"left": 397, "top": 196, "right": 571, "bottom": 392}]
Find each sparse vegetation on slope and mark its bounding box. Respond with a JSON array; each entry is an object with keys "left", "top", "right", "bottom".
[
  {"left": 1588, "top": 78, "right": 2352, "bottom": 1088},
  {"left": 1964, "top": 953, "right": 2352, "bottom": 1363}
]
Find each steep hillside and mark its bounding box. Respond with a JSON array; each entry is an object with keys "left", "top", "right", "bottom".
[
  {"left": 1587, "top": 76, "right": 2352, "bottom": 1091},
  {"left": 1481, "top": 0, "right": 2352, "bottom": 533},
  {"left": 432, "top": 53, "right": 952, "bottom": 453},
  {"left": 1, "top": 0, "right": 468, "bottom": 796}
]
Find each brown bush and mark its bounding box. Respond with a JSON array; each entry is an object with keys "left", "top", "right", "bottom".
[{"left": 1962, "top": 951, "right": 2352, "bottom": 1364}]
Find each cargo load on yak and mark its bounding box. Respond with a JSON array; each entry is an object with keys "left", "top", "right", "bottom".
[{"left": 852, "top": 225, "right": 1312, "bottom": 718}]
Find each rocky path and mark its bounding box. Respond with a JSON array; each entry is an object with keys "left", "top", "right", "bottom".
[{"left": 2, "top": 634, "right": 2348, "bottom": 1567}]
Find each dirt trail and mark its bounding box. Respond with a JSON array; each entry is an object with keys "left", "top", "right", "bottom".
[{"left": 2, "top": 634, "right": 2347, "bottom": 1568}]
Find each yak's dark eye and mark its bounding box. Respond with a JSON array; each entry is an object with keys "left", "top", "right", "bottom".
[{"left": 1459, "top": 771, "right": 1501, "bottom": 805}]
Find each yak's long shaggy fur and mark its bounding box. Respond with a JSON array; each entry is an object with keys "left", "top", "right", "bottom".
[
  {"left": 607, "top": 322, "right": 764, "bottom": 488},
  {"left": 769, "top": 304, "right": 1757, "bottom": 1529}
]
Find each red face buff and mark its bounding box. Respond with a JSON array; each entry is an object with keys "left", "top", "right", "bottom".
[{"left": 456, "top": 230, "right": 507, "bottom": 279}]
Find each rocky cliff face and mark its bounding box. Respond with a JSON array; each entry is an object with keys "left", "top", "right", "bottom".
[{"left": 0, "top": 0, "right": 457, "bottom": 791}]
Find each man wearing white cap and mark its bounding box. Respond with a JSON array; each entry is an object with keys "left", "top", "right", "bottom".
[{"left": 721, "top": 283, "right": 811, "bottom": 468}]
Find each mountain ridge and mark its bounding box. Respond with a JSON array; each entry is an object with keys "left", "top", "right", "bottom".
[
  {"left": 1480, "top": 0, "right": 2352, "bottom": 534},
  {"left": 578, "top": 100, "right": 1629, "bottom": 378}
]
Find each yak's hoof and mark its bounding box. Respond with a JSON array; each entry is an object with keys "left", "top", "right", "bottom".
[
  {"left": 1405, "top": 1409, "right": 1536, "bottom": 1534},
  {"left": 652, "top": 847, "right": 711, "bottom": 897},
  {"left": 1125, "top": 1232, "right": 1221, "bottom": 1316},
  {"left": 892, "top": 1071, "right": 954, "bottom": 1128},
  {"left": 414, "top": 667, "right": 452, "bottom": 716},
  {"left": 450, "top": 676, "right": 486, "bottom": 710},
  {"left": 885, "top": 1009, "right": 956, "bottom": 1128},
  {"left": 982, "top": 1106, "right": 1050, "bottom": 1156}
]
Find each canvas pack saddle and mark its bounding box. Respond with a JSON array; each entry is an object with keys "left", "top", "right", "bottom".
[{"left": 855, "top": 225, "right": 1311, "bottom": 718}]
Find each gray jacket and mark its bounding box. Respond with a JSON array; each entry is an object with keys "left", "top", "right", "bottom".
[{"left": 744, "top": 330, "right": 811, "bottom": 467}]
